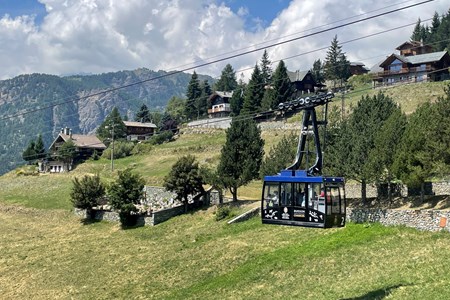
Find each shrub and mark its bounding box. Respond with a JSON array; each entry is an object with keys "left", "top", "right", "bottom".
[
  {"left": 215, "top": 205, "right": 231, "bottom": 221},
  {"left": 131, "top": 142, "right": 154, "bottom": 155},
  {"left": 102, "top": 141, "right": 134, "bottom": 159},
  {"left": 147, "top": 131, "right": 174, "bottom": 145}
]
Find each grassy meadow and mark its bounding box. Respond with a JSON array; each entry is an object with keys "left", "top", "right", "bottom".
[
  {"left": 1, "top": 80, "right": 450, "bottom": 299},
  {"left": 1, "top": 203, "right": 450, "bottom": 299}
]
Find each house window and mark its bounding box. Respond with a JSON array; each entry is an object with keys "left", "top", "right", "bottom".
[{"left": 389, "top": 59, "right": 402, "bottom": 72}]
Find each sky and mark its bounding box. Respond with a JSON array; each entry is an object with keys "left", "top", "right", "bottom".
[{"left": 0, "top": 0, "right": 448, "bottom": 81}]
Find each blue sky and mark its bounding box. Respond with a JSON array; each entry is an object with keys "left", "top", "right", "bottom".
[
  {"left": 1, "top": 0, "right": 290, "bottom": 30},
  {"left": 0, "top": 0, "right": 448, "bottom": 79},
  {"left": 0, "top": 0, "right": 46, "bottom": 23}
]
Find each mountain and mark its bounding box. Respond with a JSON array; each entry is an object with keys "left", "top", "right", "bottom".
[{"left": 0, "top": 68, "right": 214, "bottom": 175}]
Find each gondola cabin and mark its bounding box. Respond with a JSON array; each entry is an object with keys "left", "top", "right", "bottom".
[{"left": 262, "top": 170, "right": 346, "bottom": 228}]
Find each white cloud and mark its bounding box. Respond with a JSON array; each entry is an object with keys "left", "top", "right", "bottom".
[{"left": 0, "top": 0, "right": 448, "bottom": 80}]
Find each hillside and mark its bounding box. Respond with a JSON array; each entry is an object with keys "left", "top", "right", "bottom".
[{"left": 0, "top": 69, "right": 214, "bottom": 175}]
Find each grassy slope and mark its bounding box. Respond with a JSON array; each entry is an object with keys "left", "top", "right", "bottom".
[{"left": 1, "top": 204, "right": 450, "bottom": 299}]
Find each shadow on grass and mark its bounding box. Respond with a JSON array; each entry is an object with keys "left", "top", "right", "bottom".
[
  {"left": 341, "top": 284, "right": 411, "bottom": 300},
  {"left": 80, "top": 218, "right": 102, "bottom": 225}
]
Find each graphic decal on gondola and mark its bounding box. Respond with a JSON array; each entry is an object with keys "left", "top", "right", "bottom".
[
  {"left": 264, "top": 209, "right": 278, "bottom": 219},
  {"left": 281, "top": 207, "right": 290, "bottom": 219}
]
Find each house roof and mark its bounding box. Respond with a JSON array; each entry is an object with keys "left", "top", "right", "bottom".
[
  {"left": 379, "top": 51, "right": 448, "bottom": 68},
  {"left": 350, "top": 61, "right": 365, "bottom": 67},
  {"left": 123, "top": 121, "right": 157, "bottom": 128},
  {"left": 287, "top": 70, "right": 310, "bottom": 82},
  {"left": 50, "top": 134, "right": 106, "bottom": 150},
  {"left": 396, "top": 41, "right": 422, "bottom": 50},
  {"left": 404, "top": 51, "right": 448, "bottom": 65},
  {"left": 214, "top": 91, "right": 233, "bottom": 98}
]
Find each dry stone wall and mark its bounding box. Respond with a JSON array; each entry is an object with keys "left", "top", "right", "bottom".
[{"left": 347, "top": 208, "right": 450, "bottom": 232}]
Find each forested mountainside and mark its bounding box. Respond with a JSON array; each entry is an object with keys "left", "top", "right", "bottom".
[{"left": 0, "top": 68, "right": 214, "bottom": 175}]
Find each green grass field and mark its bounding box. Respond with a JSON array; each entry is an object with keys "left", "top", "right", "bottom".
[{"left": 1, "top": 203, "right": 450, "bottom": 299}]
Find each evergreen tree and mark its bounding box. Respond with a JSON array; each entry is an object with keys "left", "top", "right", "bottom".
[
  {"left": 260, "top": 133, "right": 297, "bottom": 178},
  {"left": 310, "top": 59, "right": 325, "bottom": 85},
  {"left": 165, "top": 96, "right": 186, "bottom": 122},
  {"left": 22, "top": 140, "right": 37, "bottom": 162},
  {"left": 108, "top": 169, "right": 145, "bottom": 227},
  {"left": 261, "top": 60, "right": 293, "bottom": 110},
  {"left": 163, "top": 155, "right": 205, "bottom": 212},
  {"left": 217, "top": 118, "right": 264, "bottom": 201},
  {"left": 214, "top": 64, "right": 238, "bottom": 92},
  {"left": 393, "top": 103, "right": 436, "bottom": 202},
  {"left": 411, "top": 18, "right": 422, "bottom": 41},
  {"left": 185, "top": 71, "right": 202, "bottom": 120},
  {"left": 96, "top": 107, "right": 127, "bottom": 142},
  {"left": 70, "top": 174, "right": 105, "bottom": 219},
  {"left": 346, "top": 93, "right": 398, "bottom": 204},
  {"left": 367, "top": 109, "right": 407, "bottom": 202},
  {"left": 135, "top": 103, "right": 151, "bottom": 123},
  {"left": 324, "top": 35, "right": 351, "bottom": 89},
  {"left": 34, "top": 134, "right": 46, "bottom": 159},
  {"left": 241, "top": 64, "right": 264, "bottom": 115},
  {"left": 260, "top": 50, "right": 272, "bottom": 86},
  {"left": 230, "top": 79, "right": 245, "bottom": 116},
  {"left": 198, "top": 80, "right": 212, "bottom": 117}
]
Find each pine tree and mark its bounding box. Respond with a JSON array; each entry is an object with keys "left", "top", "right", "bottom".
[
  {"left": 230, "top": 79, "right": 245, "bottom": 116},
  {"left": 261, "top": 60, "right": 293, "bottom": 110},
  {"left": 185, "top": 71, "right": 202, "bottom": 120},
  {"left": 411, "top": 18, "right": 422, "bottom": 41},
  {"left": 96, "top": 107, "right": 127, "bottom": 142},
  {"left": 135, "top": 103, "right": 151, "bottom": 123},
  {"left": 324, "top": 35, "right": 351, "bottom": 89},
  {"left": 260, "top": 50, "right": 272, "bottom": 86},
  {"left": 241, "top": 64, "right": 264, "bottom": 114},
  {"left": 217, "top": 118, "right": 264, "bottom": 201},
  {"left": 198, "top": 80, "right": 211, "bottom": 117},
  {"left": 22, "top": 140, "right": 37, "bottom": 162},
  {"left": 260, "top": 133, "right": 297, "bottom": 178},
  {"left": 34, "top": 134, "right": 46, "bottom": 159},
  {"left": 311, "top": 59, "right": 325, "bottom": 85},
  {"left": 163, "top": 155, "right": 205, "bottom": 212},
  {"left": 214, "top": 64, "right": 238, "bottom": 92}
]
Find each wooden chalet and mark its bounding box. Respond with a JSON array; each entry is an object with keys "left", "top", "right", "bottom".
[
  {"left": 123, "top": 121, "right": 157, "bottom": 141},
  {"left": 287, "top": 70, "right": 323, "bottom": 97},
  {"left": 41, "top": 127, "right": 106, "bottom": 173},
  {"left": 372, "top": 41, "right": 450, "bottom": 87},
  {"left": 207, "top": 91, "right": 233, "bottom": 118},
  {"left": 349, "top": 62, "right": 369, "bottom": 75}
]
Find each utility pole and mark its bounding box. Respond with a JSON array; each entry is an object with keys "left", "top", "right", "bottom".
[{"left": 106, "top": 123, "right": 115, "bottom": 172}]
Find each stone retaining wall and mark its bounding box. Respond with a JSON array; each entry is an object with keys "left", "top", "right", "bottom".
[
  {"left": 345, "top": 182, "right": 450, "bottom": 199},
  {"left": 347, "top": 208, "right": 450, "bottom": 232}
]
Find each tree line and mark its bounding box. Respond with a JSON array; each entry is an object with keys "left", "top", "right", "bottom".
[{"left": 411, "top": 9, "right": 450, "bottom": 51}]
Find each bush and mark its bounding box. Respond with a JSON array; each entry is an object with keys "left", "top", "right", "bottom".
[
  {"left": 147, "top": 131, "right": 174, "bottom": 145},
  {"left": 215, "top": 205, "right": 231, "bottom": 221},
  {"left": 131, "top": 142, "right": 154, "bottom": 155},
  {"left": 102, "top": 141, "right": 134, "bottom": 159}
]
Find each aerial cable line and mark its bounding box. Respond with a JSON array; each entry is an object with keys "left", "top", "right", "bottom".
[{"left": 0, "top": 0, "right": 434, "bottom": 121}]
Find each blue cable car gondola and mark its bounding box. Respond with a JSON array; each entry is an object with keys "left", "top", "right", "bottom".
[{"left": 262, "top": 92, "right": 346, "bottom": 228}]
